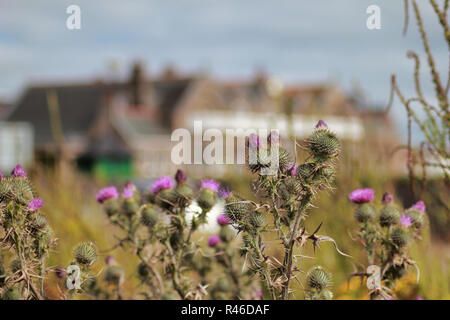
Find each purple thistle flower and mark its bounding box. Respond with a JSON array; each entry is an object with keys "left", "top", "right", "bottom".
[
  {"left": 208, "top": 235, "right": 221, "bottom": 248},
  {"left": 218, "top": 186, "right": 231, "bottom": 199},
  {"left": 400, "top": 213, "right": 413, "bottom": 228},
  {"left": 315, "top": 120, "right": 328, "bottom": 129},
  {"left": 201, "top": 179, "right": 220, "bottom": 193},
  {"left": 11, "top": 164, "right": 27, "bottom": 178},
  {"left": 122, "top": 181, "right": 136, "bottom": 199},
  {"left": 150, "top": 176, "right": 174, "bottom": 194},
  {"left": 285, "top": 163, "right": 298, "bottom": 176},
  {"left": 411, "top": 200, "right": 426, "bottom": 213},
  {"left": 175, "top": 169, "right": 187, "bottom": 184},
  {"left": 382, "top": 192, "right": 394, "bottom": 205},
  {"left": 348, "top": 188, "right": 375, "bottom": 204},
  {"left": 217, "top": 214, "right": 231, "bottom": 226},
  {"left": 28, "top": 197, "right": 44, "bottom": 212},
  {"left": 416, "top": 296, "right": 424, "bottom": 300},
  {"left": 248, "top": 133, "right": 260, "bottom": 149},
  {"left": 96, "top": 186, "right": 119, "bottom": 204}
]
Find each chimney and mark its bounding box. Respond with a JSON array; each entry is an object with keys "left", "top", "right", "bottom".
[{"left": 129, "top": 61, "right": 146, "bottom": 106}]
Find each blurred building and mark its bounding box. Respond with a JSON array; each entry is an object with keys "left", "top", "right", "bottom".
[{"left": 6, "top": 63, "right": 399, "bottom": 179}]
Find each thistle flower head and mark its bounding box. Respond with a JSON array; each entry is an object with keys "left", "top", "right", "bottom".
[
  {"left": 391, "top": 227, "right": 410, "bottom": 248},
  {"left": 354, "top": 203, "right": 376, "bottom": 223},
  {"left": 348, "top": 188, "right": 375, "bottom": 204},
  {"left": 208, "top": 235, "right": 221, "bottom": 248},
  {"left": 27, "top": 197, "right": 44, "bottom": 212},
  {"left": 175, "top": 169, "right": 187, "bottom": 184},
  {"left": 247, "top": 133, "right": 260, "bottom": 149},
  {"left": 150, "top": 176, "right": 174, "bottom": 194},
  {"left": 382, "top": 192, "right": 394, "bottom": 205},
  {"left": 379, "top": 205, "right": 400, "bottom": 227},
  {"left": 217, "top": 213, "right": 231, "bottom": 226},
  {"left": 285, "top": 163, "right": 298, "bottom": 176},
  {"left": 306, "top": 266, "right": 331, "bottom": 291},
  {"left": 96, "top": 186, "right": 119, "bottom": 204},
  {"left": 121, "top": 182, "right": 136, "bottom": 199},
  {"left": 11, "top": 164, "right": 26, "bottom": 178},
  {"left": 411, "top": 200, "right": 426, "bottom": 213},
  {"left": 200, "top": 179, "right": 220, "bottom": 193},
  {"left": 400, "top": 213, "right": 413, "bottom": 228}
]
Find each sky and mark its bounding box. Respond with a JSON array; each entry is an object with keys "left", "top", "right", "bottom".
[{"left": 0, "top": 0, "right": 447, "bottom": 138}]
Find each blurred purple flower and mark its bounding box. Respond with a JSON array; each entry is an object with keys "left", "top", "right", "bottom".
[
  {"left": 218, "top": 186, "right": 231, "bottom": 199},
  {"left": 96, "top": 186, "right": 119, "bottom": 204},
  {"left": 382, "top": 192, "right": 394, "bottom": 205},
  {"left": 248, "top": 133, "right": 260, "bottom": 149},
  {"left": 201, "top": 179, "right": 220, "bottom": 193},
  {"left": 217, "top": 214, "right": 231, "bottom": 226},
  {"left": 315, "top": 120, "right": 328, "bottom": 129},
  {"left": 285, "top": 163, "right": 298, "bottom": 176},
  {"left": 253, "top": 288, "right": 263, "bottom": 300},
  {"left": 105, "top": 256, "right": 116, "bottom": 265},
  {"left": 175, "top": 169, "right": 187, "bottom": 184},
  {"left": 411, "top": 201, "right": 426, "bottom": 213},
  {"left": 348, "top": 188, "right": 375, "bottom": 204},
  {"left": 416, "top": 296, "right": 424, "bottom": 300},
  {"left": 208, "top": 235, "right": 221, "bottom": 248},
  {"left": 55, "top": 267, "right": 66, "bottom": 279},
  {"left": 28, "top": 197, "right": 44, "bottom": 212},
  {"left": 400, "top": 213, "right": 412, "bottom": 228},
  {"left": 122, "top": 181, "right": 136, "bottom": 199},
  {"left": 11, "top": 164, "right": 26, "bottom": 178},
  {"left": 151, "top": 176, "right": 174, "bottom": 194}
]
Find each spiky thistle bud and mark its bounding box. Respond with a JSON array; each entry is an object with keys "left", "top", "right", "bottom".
[
  {"left": 173, "top": 184, "right": 194, "bottom": 208},
  {"left": 140, "top": 205, "right": 160, "bottom": 227},
  {"left": 225, "top": 194, "right": 253, "bottom": 224},
  {"left": 31, "top": 214, "right": 48, "bottom": 231},
  {"left": 379, "top": 205, "right": 401, "bottom": 227},
  {"left": 74, "top": 242, "right": 97, "bottom": 266},
  {"left": 406, "top": 209, "right": 425, "bottom": 229},
  {"left": 391, "top": 227, "right": 410, "bottom": 248},
  {"left": 250, "top": 212, "right": 265, "bottom": 229},
  {"left": 122, "top": 197, "right": 139, "bottom": 216},
  {"left": 354, "top": 203, "right": 376, "bottom": 223},
  {"left": 175, "top": 169, "right": 187, "bottom": 184},
  {"left": 306, "top": 266, "right": 331, "bottom": 291},
  {"left": 197, "top": 188, "right": 218, "bottom": 212},
  {"left": 307, "top": 127, "right": 340, "bottom": 161}
]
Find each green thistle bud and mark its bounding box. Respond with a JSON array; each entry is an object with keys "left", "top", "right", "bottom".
[
  {"left": 74, "top": 242, "right": 97, "bottom": 266},
  {"left": 225, "top": 194, "right": 253, "bottom": 223},
  {"left": 2, "top": 287, "right": 21, "bottom": 300},
  {"left": 407, "top": 209, "right": 425, "bottom": 229},
  {"left": 156, "top": 189, "right": 177, "bottom": 209},
  {"left": 104, "top": 265, "right": 124, "bottom": 286},
  {"left": 197, "top": 188, "right": 217, "bottom": 212},
  {"left": 219, "top": 226, "right": 235, "bottom": 243},
  {"left": 173, "top": 184, "right": 194, "bottom": 208},
  {"left": 215, "top": 277, "right": 231, "bottom": 292},
  {"left": 242, "top": 234, "right": 252, "bottom": 247},
  {"left": 122, "top": 198, "right": 139, "bottom": 216},
  {"left": 306, "top": 266, "right": 331, "bottom": 291},
  {"left": 250, "top": 212, "right": 265, "bottom": 228},
  {"left": 140, "top": 205, "right": 160, "bottom": 227},
  {"left": 354, "top": 204, "right": 376, "bottom": 223},
  {"left": 104, "top": 198, "right": 120, "bottom": 217},
  {"left": 391, "top": 227, "right": 410, "bottom": 248},
  {"left": 32, "top": 214, "right": 48, "bottom": 230},
  {"left": 379, "top": 205, "right": 401, "bottom": 227},
  {"left": 297, "top": 163, "right": 315, "bottom": 181},
  {"left": 307, "top": 129, "right": 340, "bottom": 161},
  {"left": 248, "top": 147, "right": 272, "bottom": 173},
  {"left": 278, "top": 148, "right": 292, "bottom": 172}
]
